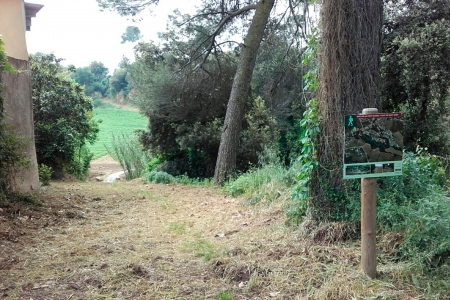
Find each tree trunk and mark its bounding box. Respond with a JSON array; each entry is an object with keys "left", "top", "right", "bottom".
[
  {"left": 213, "top": 0, "right": 275, "bottom": 185},
  {"left": 310, "top": 0, "right": 383, "bottom": 218}
]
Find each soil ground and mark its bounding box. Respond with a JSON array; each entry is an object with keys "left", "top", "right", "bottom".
[{"left": 0, "top": 157, "right": 430, "bottom": 299}]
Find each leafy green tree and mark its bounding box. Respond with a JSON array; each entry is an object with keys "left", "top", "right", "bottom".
[
  {"left": 31, "top": 53, "right": 99, "bottom": 179},
  {"left": 72, "top": 61, "right": 110, "bottom": 96},
  {"left": 252, "top": 22, "right": 309, "bottom": 165},
  {"left": 97, "top": 0, "right": 289, "bottom": 185},
  {"left": 127, "top": 39, "right": 277, "bottom": 178},
  {"left": 121, "top": 26, "right": 142, "bottom": 43},
  {"left": 381, "top": 0, "right": 450, "bottom": 154},
  {"left": 128, "top": 43, "right": 230, "bottom": 177},
  {"left": 109, "top": 67, "right": 129, "bottom": 97},
  {"left": 89, "top": 61, "right": 109, "bottom": 79}
]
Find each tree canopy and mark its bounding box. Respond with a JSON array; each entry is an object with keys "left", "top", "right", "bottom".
[
  {"left": 381, "top": 0, "right": 450, "bottom": 154},
  {"left": 97, "top": 0, "right": 296, "bottom": 184},
  {"left": 121, "top": 26, "right": 143, "bottom": 43}
]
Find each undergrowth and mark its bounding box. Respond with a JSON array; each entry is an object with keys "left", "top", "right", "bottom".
[
  {"left": 106, "top": 133, "right": 152, "bottom": 180},
  {"left": 223, "top": 147, "right": 300, "bottom": 204}
]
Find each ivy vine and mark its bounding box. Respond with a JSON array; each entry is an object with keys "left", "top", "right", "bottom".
[{"left": 288, "top": 29, "right": 320, "bottom": 223}]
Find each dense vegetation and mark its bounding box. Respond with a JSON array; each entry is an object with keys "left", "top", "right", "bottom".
[
  {"left": 30, "top": 54, "right": 99, "bottom": 180},
  {"left": 100, "top": 0, "right": 450, "bottom": 293},
  {"left": 2, "top": 0, "right": 449, "bottom": 295}
]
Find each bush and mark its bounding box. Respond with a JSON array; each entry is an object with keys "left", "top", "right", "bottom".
[
  {"left": 66, "top": 145, "right": 93, "bottom": 181},
  {"left": 31, "top": 53, "right": 99, "bottom": 179},
  {"left": 376, "top": 151, "right": 450, "bottom": 263},
  {"left": 38, "top": 164, "right": 52, "bottom": 186},
  {"left": 145, "top": 171, "right": 175, "bottom": 184}
]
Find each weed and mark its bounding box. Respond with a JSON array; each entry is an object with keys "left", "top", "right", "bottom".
[
  {"left": 218, "top": 291, "right": 233, "bottom": 300},
  {"left": 169, "top": 222, "right": 186, "bottom": 235},
  {"left": 38, "top": 164, "right": 52, "bottom": 186},
  {"left": 188, "top": 239, "right": 219, "bottom": 262}
]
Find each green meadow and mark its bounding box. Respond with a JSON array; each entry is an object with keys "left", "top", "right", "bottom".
[{"left": 87, "top": 105, "right": 147, "bottom": 159}]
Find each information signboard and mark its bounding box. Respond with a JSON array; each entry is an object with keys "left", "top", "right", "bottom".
[{"left": 344, "top": 113, "right": 403, "bottom": 179}]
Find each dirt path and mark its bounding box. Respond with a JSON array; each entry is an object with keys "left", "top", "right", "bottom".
[
  {"left": 0, "top": 177, "right": 422, "bottom": 299},
  {"left": 88, "top": 155, "right": 124, "bottom": 181}
]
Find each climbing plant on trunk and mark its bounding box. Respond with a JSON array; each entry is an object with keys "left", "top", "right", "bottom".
[{"left": 310, "top": 0, "right": 383, "bottom": 220}]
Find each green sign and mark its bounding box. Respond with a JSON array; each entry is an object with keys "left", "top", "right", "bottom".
[{"left": 343, "top": 113, "right": 403, "bottom": 179}]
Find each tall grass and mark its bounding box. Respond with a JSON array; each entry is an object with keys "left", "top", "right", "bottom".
[
  {"left": 106, "top": 133, "right": 152, "bottom": 180},
  {"left": 223, "top": 147, "right": 301, "bottom": 204}
]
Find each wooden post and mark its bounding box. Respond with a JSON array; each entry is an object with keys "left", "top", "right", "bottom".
[{"left": 361, "top": 107, "right": 378, "bottom": 278}]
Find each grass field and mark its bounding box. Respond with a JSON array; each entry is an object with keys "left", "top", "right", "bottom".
[{"left": 87, "top": 104, "right": 147, "bottom": 159}]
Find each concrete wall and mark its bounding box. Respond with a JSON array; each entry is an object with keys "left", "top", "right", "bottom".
[
  {"left": 1, "top": 57, "right": 40, "bottom": 192},
  {"left": 0, "top": 0, "right": 28, "bottom": 60}
]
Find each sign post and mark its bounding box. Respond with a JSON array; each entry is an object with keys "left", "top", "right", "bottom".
[
  {"left": 361, "top": 108, "right": 378, "bottom": 278},
  {"left": 344, "top": 108, "right": 403, "bottom": 278}
]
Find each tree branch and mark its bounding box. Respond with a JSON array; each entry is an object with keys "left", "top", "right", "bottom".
[
  {"left": 193, "top": 3, "right": 258, "bottom": 71},
  {"left": 96, "top": 0, "right": 159, "bottom": 16}
]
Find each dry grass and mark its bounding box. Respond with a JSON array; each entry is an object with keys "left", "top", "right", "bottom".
[{"left": 0, "top": 177, "right": 430, "bottom": 299}]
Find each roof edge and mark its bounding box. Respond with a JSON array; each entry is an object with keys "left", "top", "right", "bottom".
[{"left": 24, "top": 2, "right": 44, "bottom": 31}]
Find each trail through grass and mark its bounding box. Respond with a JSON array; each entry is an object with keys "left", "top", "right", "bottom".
[
  {"left": 88, "top": 102, "right": 147, "bottom": 159},
  {"left": 1, "top": 180, "right": 439, "bottom": 299}
]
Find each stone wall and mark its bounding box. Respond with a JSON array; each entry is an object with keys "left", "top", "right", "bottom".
[{"left": 2, "top": 56, "right": 40, "bottom": 192}]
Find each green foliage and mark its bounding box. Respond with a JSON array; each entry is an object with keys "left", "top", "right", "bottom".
[
  {"left": 31, "top": 53, "right": 99, "bottom": 179},
  {"left": 38, "top": 164, "right": 52, "bottom": 186},
  {"left": 130, "top": 44, "right": 233, "bottom": 178},
  {"left": 218, "top": 291, "right": 234, "bottom": 300},
  {"left": 67, "top": 145, "right": 93, "bottom": 181},
  {"left": 223, "top": 147, "right": 301, "bottom": 204},
  {"left": 106, "top": 133, "right": 152, "bottom": 180},
  {"left": 87, "top": 105, "right": 147, "bottom": 159},
  {"left": 108, "top": 67, "right": 129, "bottom": 97},
  {"left": 382, "top": 0, "right": 450, "bottom": 155},
  {"left": 92, "top": 96, "right": 113, "bottom": 108},
  {"left": 145, "top": 171, "right": 175, "bottom": 184},
  {"left": 252, "top": 23, "right": 309, "bottom": 164},
  {"left": 376, "top": 150, "right": 450, "bottom": 264},
  {"left": 146, "top": 156, "right": 160, "bottom": 172},
  {"left": 121, "top": 26, "right": 142, "bottom": 44},
  {"left": 0, "top": 37, "right": 29, "bottom": 194},
  {"left": 290, "top": 30, "right": 320, "bottom": 223},
  {"left": 72, "top": 61, "right": 109, "bottom": 96},
  {"left": 130, "top": 40, "right": 278, "bottom": 179}
]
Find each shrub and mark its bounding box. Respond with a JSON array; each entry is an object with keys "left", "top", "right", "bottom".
[
  {"left": 66, "top": 145, "right": 93, "bottom": 181},
  {"left": 31, "top": 53, "right": 99, "bottom": 179},
  {"left": 145, "top": 171, "right": 175, "bottom": 184},
  {"left": 376, "top": 150, "right": 450, "bottom": 263},
  {"left": 38, "top": 164, "right": 52, "bottom": 186}
]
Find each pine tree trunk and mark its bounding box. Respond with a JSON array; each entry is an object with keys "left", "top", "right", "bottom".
[
  {"left": 213, "top": 0, "right": 275, "bottom": 185},
  {"left": 310, "top": 0, "right": 383, "bottom": 219}
]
